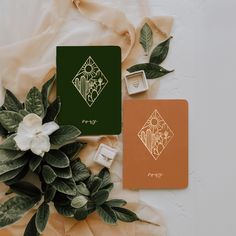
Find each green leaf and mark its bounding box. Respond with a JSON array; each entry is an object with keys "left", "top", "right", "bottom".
[
  {"left": 4, "top": 165, "right": 28, "bottom": 185},
  {"left": 52, "top": 178, "right": 77, "bottom": 196},
  {"left": 29, "top": 155, "right": 43, "bottom": 172},
  {"left": 97, "top": 205, "right": 117, "bottom": 225},
  {"left": 44, "top": 150, "right": 69, "bottom": 168},
  {"left": 71, "top": 160, "right": 90, "bottom": 182},
  {"left": 44, "top": 185, "right": 56, "bottom": 203},
  {"left": 98, "top": 168, "right": 111, "bottom": 188},
  {"left": 87, "top": 201, "right": 96, "bottom": 214},
  {"left": 0, "top": 149, "right": 24, "bottom": 163},
  {"left": 24, "top": 214, "right": 39, "bottom": 236},
  {"left": 43, "top": 97, "right": 61, "bottom": 123},
  {"left": 0, "top": 166, "right": 25, "bottom": 182},
  {"left": 0, "top": 196, "right": 37, "bottom": 227},
  {"left": 41, "top": 75, "right": 56, "bottom": 110},
  {"left": 92, "top": 190, "right": 109, "bottom": 206},
  {"left": 25, "top": 87, "right": 44, "bottom": 117},
  {"left": 19, "top": 109, "right": 30, "bottom": 117},
  {"left": 90, "top": 177, "right": 102, "bottom": 194},
  {"left": 0, "top": 134, "right": 18, "bottom": 150},
  {"left": 3, "top": 89, "right": 23, "bottom": 112},
  {"left": 76, "top": 183, "right": 90, "bottom": 196},
  {"left": 106, "top": 199, "right": 127, "bottom": 207},
  {"left": 35, "top": 202, "right": 50, "bottom": 234},
  {"left": 54, "top": 203, "right": 75, "bottom": 217},
  {"left": 101, "top": 183, "right": 114, "bottom": 192},
  {"left": 112, "top": 207, "right": 139, "bottom": 222},
  {"left": 50, "top": 125, "right": 81, "bottom": 148},
  {"left": 0, "top": 123, "right": 7, "bottom": 137},
  {"left": 139, "top": 23, "right": 153, "bottom": 55},
  {"left": 71, "top": 195, "right": 88, "bottom": 209},
  {"left": 42, "top": 165, "right": 57, "bottom": 184},
  {"left": 127, "top": 63, "right": 174, "bottom": 79},
  {"left": 0, "top": 155, "right": 28, "bottom": 175},
  {"left": 53, "top": 167, "right": 72, "bottom": 179},
  {"left": 0, "top": 111, "right": 23, "bottom": 132},
  {"left": 10, "top": 181, "right": 42, "bottom": 201},
  {"left": 60, "top": 142, "right": 86, "bottom": 160},
  {"left": 150, "top": 36, "right": 173, "bottom": 65},
  {"left": 74, "top": 206, "right": 88, "bottom": 220}
]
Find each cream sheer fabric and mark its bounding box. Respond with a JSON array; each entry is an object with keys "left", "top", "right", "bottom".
[{"left": 0, "top": 0, "right": 173, "bottom": 235}]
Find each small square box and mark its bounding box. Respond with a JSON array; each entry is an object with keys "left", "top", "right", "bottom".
[
  {"left": 94, "top": 144, "right": 117, "bottom": 168},
  {"left": 124, "top": 70, "right": 149, "bottom": 95}
]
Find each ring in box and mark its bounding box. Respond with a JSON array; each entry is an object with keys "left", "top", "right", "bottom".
[
  {"left": 124, "top": 70, "right": 149, "bottom": 95},
  {"left": 94, "top": 143, "right": 117, "bottom": 168}
]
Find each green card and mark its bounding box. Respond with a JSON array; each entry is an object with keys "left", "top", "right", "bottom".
[{"left": 56, "top": 46, "right": 121, "bottom": 135}]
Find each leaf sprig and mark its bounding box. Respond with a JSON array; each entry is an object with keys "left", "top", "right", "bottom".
[
  {"left": 128, "top": 23, "right": 174, "bottom": 79},
  {"left": 0, "top": 76, "right": 139, "bottom": 235}
]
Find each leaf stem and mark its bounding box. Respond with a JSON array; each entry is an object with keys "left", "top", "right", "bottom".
[{"left": 138, "top": 218, "right": 160, "bottom": 227}]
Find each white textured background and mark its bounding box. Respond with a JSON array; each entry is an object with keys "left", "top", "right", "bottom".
[{"left": 1, "top": 0, "right": 236, "bottom": 236}]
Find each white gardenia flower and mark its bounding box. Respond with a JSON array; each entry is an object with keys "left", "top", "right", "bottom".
[{"left": 14, "top": 113, "right": 59, "bottom": 157}]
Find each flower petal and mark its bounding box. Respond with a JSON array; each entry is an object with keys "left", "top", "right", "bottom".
[
  {"left": 23, "top": 113, "right": 42, "bottom": 134},
  {"left": 30, "top": 134, "right": 50, "bottom": 157},
  {"left": 42, "top": 122, "right": 59, "bottom": 136},
  {"left": 14, "top": 133, "right": 32, "bottom": 151}
]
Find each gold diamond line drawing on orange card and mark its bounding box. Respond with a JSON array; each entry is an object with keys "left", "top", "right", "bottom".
[{"left": 137, "top": 109, "right": 174, "bottom": 160}]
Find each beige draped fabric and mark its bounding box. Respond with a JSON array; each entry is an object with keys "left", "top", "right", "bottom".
[{"left": 0, "top": 0, "right": 173, "bottom": 235}]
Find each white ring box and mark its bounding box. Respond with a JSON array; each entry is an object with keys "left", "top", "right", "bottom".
[
  {"left": 94, "top": 143, "right": 117, "bottom": 168},
  {"left": 124, "top": 70, "right": 149, "bottom": 95}
]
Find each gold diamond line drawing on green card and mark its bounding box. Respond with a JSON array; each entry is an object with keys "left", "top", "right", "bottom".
[
  {"left": 72, "top": 56, "right": 108, "bottom": 107},
  {"left": 138, "top": 109, "right": 174, "bottom": 160}
]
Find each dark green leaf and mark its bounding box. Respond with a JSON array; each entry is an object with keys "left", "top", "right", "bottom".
[
  {"left": 52, "top": 178, "right": 76, "bottom": 196},
  {"left": 10, "top": 181, "right": 42, "bottom": 201},
  {"left": 71, "top": 195, "right": 88, "bottom": 209},
  {"left": 92, "top": 190, "right": 109, "bottom": 206},
  {"left": 29, "top": 155, "right": 43, "bottom": 172},
  {"left": 44, "top": 185, "right": 56, "bottom": 203},
  {"left": 50, "top": 125, "right": 81, "bottom": 148},
  {"left": 139, "top": 23, "right": 153, "bottom": 55},
  {"left": 0, "top": 155, "right": 28, "bottom": 175},
  {"left": 101, "top": 183, "right": 114, "bottom": 192},
  {"left": 3, "top": 89, "right": 23, "bottom": 112},
  {"left": 98, "top": 168, "right": 111, "bottom": 188},
  {"left": 0, "top": 165, "right": 25, "bottom": 182},
  {"left": 106, "top": 199, "right": 127, "bottom": 207},
  {"left": 25, "top": 87, "right": 44, "bottom": 117},
  {"left": 87, "top": 201, "right": 96, "bottom": 214},
  {"left": 76, "top": 183, "right": 90, "bottom": 196},
  {"left": 35, "top": 203, "right": 49, "bottom": 234},
  {"left": 0, "top": 123, "right": 7, "bottom": 137},
  {"left": 0, "top": 111, "right": 23, "bottom": 132},
  {"left": 74, "top": 205, "right": 88, "bottom": 220},
  {"left": 112, "top": 207, "right": 139, "bottom": 222},
  {"left": 60, "top": 142, "right": 86, "bottom": 160},
  {"left": 19, "top": 109, "right": 30, "bottom": 117},
  {"left": 41, "top": 75, "right": 56, "bottom": 110},
  {"left": 127, "top": 63, "right": 174, "bottom": 79},
  {"left": 53, "top": 166, "right": 72, "bottom": 179},
  {"left": 4, "top": 165, "right": 28, "bottom": 185},
  {"left": 54, "top": 202, "right": 75, "bottom": 217},
  {"left": 0, "top": 196, "right": 37, "bottom": 227},
  {"left": 42, "top": 165, "right": 57, "bottom": 184},
  {"left": 43, "top": 97, "right": 61, "bottom": 123},
  {"left": 44, "top": 150, "right": 69, "bottom": 168},
  {"left": 96, "top": 204, "right": 117, "bottom": 225},
  {"left": 71, "top": 160, "right": 90, "bottom": 182},
  {"left": 150, "top": 36, "right": 172, "bottom": 64},
  {"left": 24, "top": 214, "right": 39, "bottom": 236},
  {"left": 90, "top": 177, "right": 102, "bottom": 193},
  {"left": 0, "top": 134, "right": 18, "bottom": 150},
  {"left": 0, "top": 149, "right": 24, "bottom": 163}
]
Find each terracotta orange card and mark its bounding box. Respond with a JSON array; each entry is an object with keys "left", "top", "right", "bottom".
[{"left": 123, "top": 100, "right": 188, "bottom": 189}]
